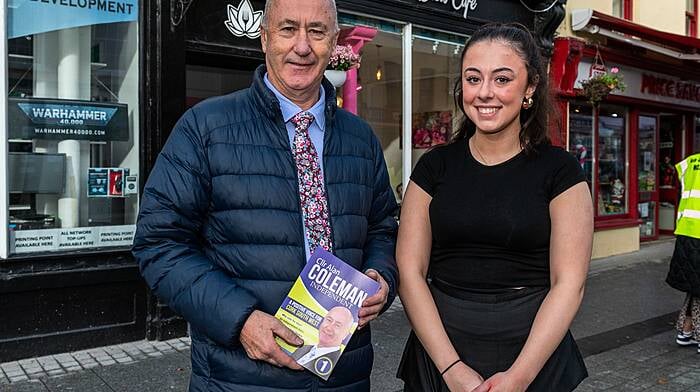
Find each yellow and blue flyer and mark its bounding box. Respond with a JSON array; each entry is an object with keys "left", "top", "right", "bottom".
[{"left": 275, "top": 247, "right": 380, "bottom": 380}]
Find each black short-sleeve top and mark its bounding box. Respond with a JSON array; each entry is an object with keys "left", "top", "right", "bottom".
[{"left": 410, "top": 137, "right": 585, "bottom": 289}]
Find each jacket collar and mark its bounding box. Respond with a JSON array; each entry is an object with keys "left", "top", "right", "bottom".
[{"left": 251, "top": 64, "right": 337, "bottom": 125}]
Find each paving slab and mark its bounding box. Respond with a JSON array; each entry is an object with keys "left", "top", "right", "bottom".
[
  {"left": 41, "top": 371, "right": 111, "bottom": 392},
  {"left": 0, "top": 380, "right": 47, "bottom": 392},
  {"left": 3, "top": 239, "right": 699, "bottom": 392},
  {"left": 90, "top": 351, "right": 190, "bottom": 392}
]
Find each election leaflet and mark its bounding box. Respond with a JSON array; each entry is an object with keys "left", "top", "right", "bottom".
[{"left": 274, "top": 247, "right": 380, "bottom": 380}]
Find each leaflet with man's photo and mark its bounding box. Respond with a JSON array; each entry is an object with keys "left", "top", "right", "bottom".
[{"left": 274, "top": 247, "right": 380, "bottom": 380}]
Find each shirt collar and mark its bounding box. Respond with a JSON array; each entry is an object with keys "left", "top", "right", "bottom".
[
  {"left": 311, "top": 345, "right": 340, "bottom": 356},
  {"left": 263, "top": 73, "right": 326, "bottom": 131}
]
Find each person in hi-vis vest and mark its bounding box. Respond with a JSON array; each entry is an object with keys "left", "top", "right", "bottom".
[{"left": 666, "top": 153, "right": 700, "bottom": 354}]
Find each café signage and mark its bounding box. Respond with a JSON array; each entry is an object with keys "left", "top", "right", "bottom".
[
  {"left": 9, "top": 98, "right": 130, "bottom": 141},
  {"left": 416, "top": 0, "right": 478, "bottom": 19}
]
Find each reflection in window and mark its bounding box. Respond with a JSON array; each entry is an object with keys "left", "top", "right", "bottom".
[
  {"left": 568, "top": 103, "right": 594, "bottom": 189},
  {"left": 7, "top": 19, "right": 140, "bottom": 255},
  {"left": 597, "top": 106, "right": 627, "bottom": 216},
  {"left": 351, "top": 23, "right": 404, "bottom": 201},
  {"left": 638, "top": 115, "right": 657, "bottom": 238},
  {"left": 638, "top": 116, "right": 657, "bottom": 193},
  {"left": 411, "top": 30, "right": 464, "bottom": 174}
]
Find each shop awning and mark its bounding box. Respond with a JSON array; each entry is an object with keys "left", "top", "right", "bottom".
[{"left": 571, "top": 8, "right": 700, "bottom": 61}]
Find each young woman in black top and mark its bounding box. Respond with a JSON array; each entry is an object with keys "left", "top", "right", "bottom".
[{"left": 397, "top": 24, "right": 594, "bottom": 392}]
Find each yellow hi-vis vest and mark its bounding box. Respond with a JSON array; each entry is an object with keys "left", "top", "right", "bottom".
[{"left": 675, "top": 153, "right": 700, "bottom": 239}]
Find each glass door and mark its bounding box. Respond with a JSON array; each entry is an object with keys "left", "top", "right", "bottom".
[
  {"left": 638, "top": 115, "right": 658, "bottom": 240},
  {"left": 659, "top": 114, "right": 684, "bottom": 233}
]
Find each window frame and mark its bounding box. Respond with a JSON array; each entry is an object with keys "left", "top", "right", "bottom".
[
  {"left": 612, "top": 0, "right": 633, "bottom": 20},
  {"left": 595, "top": 105, "right": 630, "bottom": 219},
  {"left": 623, "top": 0, "right": 633, "bottom": 20},
  {"left": 3, "top": 20, "right": 141, "bottom": 259},
  {"left": 568, "top": 101, "right": 633, "bottom": 222},
  {"left": 687, "top": 0, "right": 698, "bottom": 37},
  {"left": 1, "top": 0, "right": 9, "bottom": 258}
]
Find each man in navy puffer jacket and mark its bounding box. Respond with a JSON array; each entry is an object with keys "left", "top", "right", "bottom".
[{"left": 132, "top": 0, "right": 398, "bottom": 390}]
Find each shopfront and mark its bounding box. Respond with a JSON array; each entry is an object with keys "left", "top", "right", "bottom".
[
  {"left": 1, "top": 0, "right": 565, "bottom": 360},
  {"left": 181, "top": 0, "right": 557, "bottom": 202},
  {"left": 551, "top": 9, "right": 700, "bottom": 257},
  {"left": 0, "top": 0, "right": 144, "bottom": 360}
]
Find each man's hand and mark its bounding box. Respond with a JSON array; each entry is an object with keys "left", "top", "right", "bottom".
[
  {"left": 240, "top": 310, "right": 304, "bottom": 370},
  {"left": 358, "top": 269, "right": 389, "bottom": 329}
]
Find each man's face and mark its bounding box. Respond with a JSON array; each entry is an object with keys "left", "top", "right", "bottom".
[
  {"left": 261, "top": 0, "right": 337, "bottom": 104},
  {"left": 318, "top": 307, "right": 352, "bottom": 347}
]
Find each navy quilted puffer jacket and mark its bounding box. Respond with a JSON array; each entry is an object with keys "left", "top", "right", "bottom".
[{"left": 132, "top": 65, "right": 398, "bottom": 391}]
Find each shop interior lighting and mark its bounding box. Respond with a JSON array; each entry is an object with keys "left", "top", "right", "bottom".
[
  {"left": 432, "top": 41, "right": 439, "bottom": 54},
  {"left": 453, "top": 45, "right": 460, "bottom": 56},
  {"left": 572, "top": 8, "right": 700, "bottom": 61}
]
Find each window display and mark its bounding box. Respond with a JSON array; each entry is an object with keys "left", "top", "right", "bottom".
[
  {"left": 5, "top": 5, "right": 139, "bottom": 256},
  {"left": 411, "top": 29, "right": 463, "bottom": 169},
  {"left": 568, "top": 103, "right": 594, "bottom": 189},
  {"left": 638, "top": 115, "right": 657, "bottom": 238},
  {"left": 350, "top": 21, "right": 404, "bottom": 201},
  {"left": 597, "top": 106, "right": 627, "bottom": 216},
  {"left": 638, "top": 116, "right": 657, "bottom": 192}
]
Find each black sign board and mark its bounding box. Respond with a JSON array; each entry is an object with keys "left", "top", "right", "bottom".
[
  {"left": 186, "top": 0, "right": 265, "bottom": 52},
  {"left": 185, "top": 0, "right": 533, "bottom": 51},
  {"left": 9, "top": 98, "right": 129, "bottom": 141},
  {"left": 337, "top": 0, "right": 533, "bottom": 34}
]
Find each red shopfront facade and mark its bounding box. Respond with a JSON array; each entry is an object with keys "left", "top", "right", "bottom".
[{"left": 550, "top": 10, "right": 700, "bottom": 246}]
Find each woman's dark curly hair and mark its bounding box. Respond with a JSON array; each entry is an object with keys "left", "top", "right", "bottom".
[{"left": 452, "top": 23, "right": 555, "bottom": 151}]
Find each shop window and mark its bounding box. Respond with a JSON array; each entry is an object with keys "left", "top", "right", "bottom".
[
  {"left": 597, "top": 106, "right": 628, "bottom": 216},
  {"left": 568, "top": 103, "right": 594, "bottom": 189},
  {"left": 638, "top": 115, "right": 657, "bottom": 238},
  {"left": 410, "top": 29, "right": 464, "bottom": 169},
  {"left": 5, "top": 4, "right": 139, "bottom": 256},
  {"left": 348, "top": 18, "right": 404, "bottom": 202},
  {"left": 688, "top": 0, "right": 698, "bottom": 37}
]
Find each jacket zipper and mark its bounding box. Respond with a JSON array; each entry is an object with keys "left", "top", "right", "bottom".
[{"left": 275, "top": 116, "right": 308, "bottom": 267}]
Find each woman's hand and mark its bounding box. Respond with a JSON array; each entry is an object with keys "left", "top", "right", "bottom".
[
  {"left": 442, "top": 361, "right": 484, "bottom": 392},
  {"left": 471, "top": 370, "right": 529, "bottom": 392}
]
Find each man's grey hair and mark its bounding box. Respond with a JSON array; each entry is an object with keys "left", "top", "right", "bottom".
[{"left": 260, "top": 0, "right": 339, "bottom": 32}]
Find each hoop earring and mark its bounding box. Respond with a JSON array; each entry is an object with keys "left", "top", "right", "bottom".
[{"left": 522, "top": 97, "right": 534, "bottom": 110}]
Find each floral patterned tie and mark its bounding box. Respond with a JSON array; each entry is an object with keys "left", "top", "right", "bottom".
[{"left": 290, "top": 111, "right": 334, "bottom": 253}]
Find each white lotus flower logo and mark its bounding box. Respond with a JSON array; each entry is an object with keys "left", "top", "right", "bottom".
[{"left": 224, "top": 0, "right": 263, "bottom": 39}]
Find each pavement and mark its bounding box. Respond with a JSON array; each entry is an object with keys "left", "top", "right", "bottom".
[{"left": 2, "top": 238, "right": 700, "bottom": 391}]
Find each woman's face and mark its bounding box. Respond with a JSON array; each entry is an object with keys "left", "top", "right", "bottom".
[{"left": 461, "top": 40, "right": 536, "bottom": 137}]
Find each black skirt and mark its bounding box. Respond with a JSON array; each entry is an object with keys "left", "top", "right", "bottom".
[
  {"left": 667, "top": 235, "right": 700, "bottom": 297},
  {"left": 397, "top": 282, "right": 587, "bottom": 392}
]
